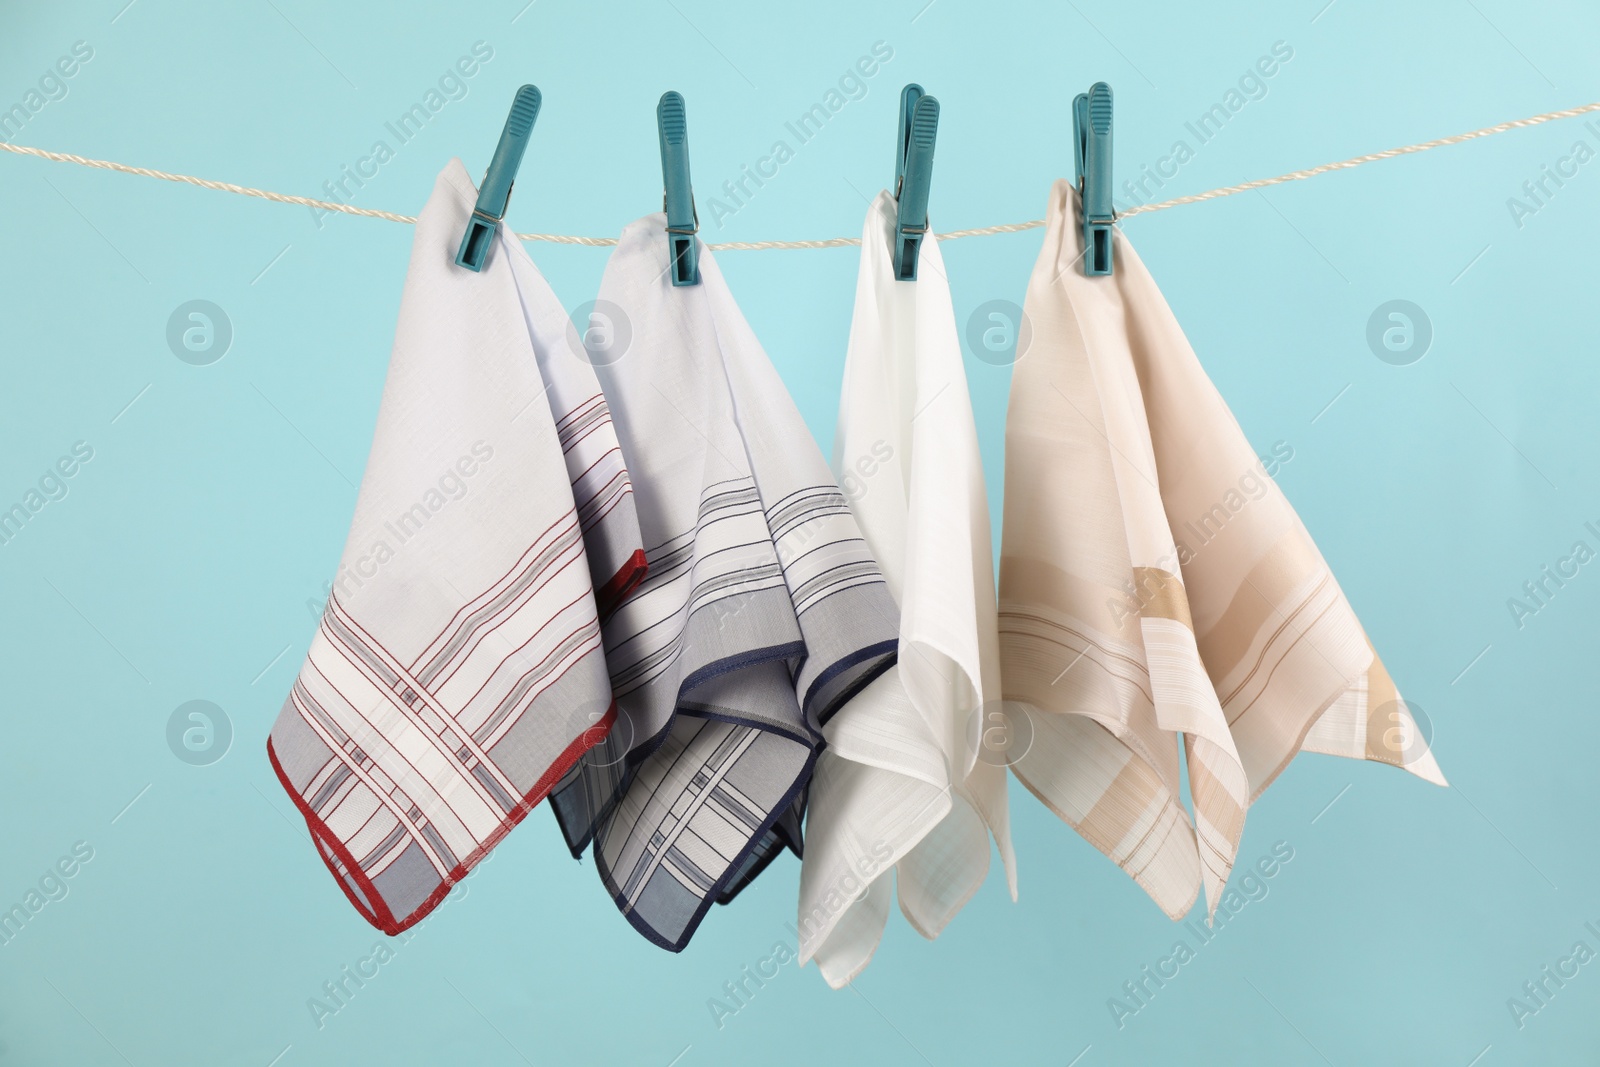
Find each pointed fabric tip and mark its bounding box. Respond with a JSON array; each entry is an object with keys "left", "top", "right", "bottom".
[
  {"left": 997, "top": 180, "right": 1448, "bottom": 929},
  {"left": 1407, "top": 746, "right": 1449, "bottom": 788}
]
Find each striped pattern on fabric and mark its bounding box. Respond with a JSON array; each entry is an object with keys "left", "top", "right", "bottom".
[
  {"left": 500, "top": 225, "right": 648, "bottom": 616},
  {"left": 549, "top": 217, "right": 899, "bottom": 951},
  {"left": 268, "top": 160, "right": 640, "bottom": 935},
  {"left": 998, "top": 180, "right": 1446, "bottom": 922}
]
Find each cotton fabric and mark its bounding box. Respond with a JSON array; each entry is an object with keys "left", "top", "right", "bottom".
[
  {"left": 797, "top": 193, "right": 1015, "bottom": 987},
  {"left": 999, "top": 180, "right": 1447, "bottom": 920},
  {"left": 549, "top": 216, "right": 900, "bottom": 951},
  {"left": 266, "top": 160, "right": 642, "bottom": 934}
]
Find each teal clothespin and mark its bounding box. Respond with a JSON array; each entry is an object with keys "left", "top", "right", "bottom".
[
  {"left": 892, "top": 84, "right": 939, "bottom": 281},
  {"left": 657, "top": 91, "right": 699, "bottom": 286},
  {"left": 456, "top": 84, "right": 542, "bottom": 272},
  {"left": 1073, "top": 82, "right": 1114, "bottom": 276}
]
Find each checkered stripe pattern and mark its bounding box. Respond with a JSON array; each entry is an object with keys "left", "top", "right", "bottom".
[{"left": 269, "top": 512, "right": 613, "bottom": 934}]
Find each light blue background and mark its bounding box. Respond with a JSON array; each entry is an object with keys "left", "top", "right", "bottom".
[{"left": 2, "top": 1, "right": 1598, "bottom": 1064}]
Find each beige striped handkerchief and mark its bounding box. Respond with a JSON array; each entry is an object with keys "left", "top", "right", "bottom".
[{"left": 999, "top": 179, "right": 1446, "bottom": 920}]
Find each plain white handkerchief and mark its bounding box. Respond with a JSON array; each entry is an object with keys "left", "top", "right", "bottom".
[{"left": 798, "top": 192, "right": 1015, "bottom": 988}]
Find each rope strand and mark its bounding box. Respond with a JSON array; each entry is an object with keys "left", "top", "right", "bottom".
[
  {"left": 3, "top": 100, "right": 1596, "bottom": 249},
  {"left": 1118, "top": 100, "right": 1600, "bottom": 217}
]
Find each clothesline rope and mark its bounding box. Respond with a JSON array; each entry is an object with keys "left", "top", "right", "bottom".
[{"left": 3, "top": 100, "right": 1597, "bottom": 249}]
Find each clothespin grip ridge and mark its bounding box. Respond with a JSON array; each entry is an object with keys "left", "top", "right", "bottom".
[
  {"left": 658, "top": 91, "right": 700, "bottom": 286},
  {"left": 1073, "top": 82, "right": 1114, "bottom": 276},
  {"left": 893, "top": 83, "right": 939, "bottom": 281},
  {"left": 457, "top": 84, "right": 542, "bottom": 272}
]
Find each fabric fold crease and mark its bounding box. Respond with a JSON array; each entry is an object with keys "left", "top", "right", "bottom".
[
  {"left": 549, "top": 214, "right": 900, "bottom": 951},
  {"left": 999, "top": 179, "right": 1446, "bottom": 922},
  {"left": 266, "top": 159, "right": 641, "bottom": 935},
  {"left": 798, "top": 192, "right": 1013, "bottom": 988}
]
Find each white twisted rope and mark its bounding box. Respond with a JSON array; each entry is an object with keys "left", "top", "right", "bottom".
[
  {"left": 3, "top": 100, "right": 1596, "bottom": 248},
  {"left": 1117, "top": 100, "right": 1600, "bottom": 217}
]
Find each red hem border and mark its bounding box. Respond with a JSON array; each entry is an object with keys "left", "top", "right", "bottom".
[
  {"left": 267, "top": 702, "right": 618, "bottom": 936},
  {"left": 595, "top": 550, "right": 648, "bottom": 620}
]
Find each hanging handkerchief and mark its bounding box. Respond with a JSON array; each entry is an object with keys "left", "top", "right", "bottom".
[
  {"left": 797, "top": 192, "right": 1015, "bottom": 988},
  {"left": 499, "top": 213, "right": 648, "bottom": 618},
  {"left": 266, "top": 160, "right": 642, "bottom": 935},
  {"left": 999, "top": 181, "right": 1446, "bottom": 920},
  {"left": 549, "top": 215, "right": 900, "bottom": 951}
]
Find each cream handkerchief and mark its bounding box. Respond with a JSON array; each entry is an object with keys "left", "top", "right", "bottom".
[
  {"left": 798, "top": 193, "right": 1015, "bottom": 988},
  {"left": 548, "top": 215, "right": 900, "bottom": 951},
  {"left": 999, "top": 180, "right": 1446, "bottom": 920},
  {"left": 267, "top": 160, "right": 640, "bottom": 934}
]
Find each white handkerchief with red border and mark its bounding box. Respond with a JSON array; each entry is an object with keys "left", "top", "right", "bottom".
[{"left": 267, "top": 160, "right": 642, "bottom": 934}]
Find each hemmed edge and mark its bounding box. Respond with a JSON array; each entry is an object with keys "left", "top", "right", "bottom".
[
  {"left": 268, "top": 702, "right": 618, "bottom": 936},
  {"left": 595, "top": 549, "right": 649, "bottom": 621}
]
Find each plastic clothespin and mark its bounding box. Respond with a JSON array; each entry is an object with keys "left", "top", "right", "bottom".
[
  {"left": 1072, "top": 82, "right": 1114, "bottom": 276},
  {"left": 892, "top": 83, "right": 939, "bottom": 281},
  {"left": 657, "top": 91, "right": 699, "bottom": 287},
  {"left": 456, "top": 84, "right": 542, "bottom": 272}
]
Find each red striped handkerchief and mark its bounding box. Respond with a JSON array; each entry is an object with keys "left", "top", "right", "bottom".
[{"left": 267, "top": 160, "right": 642, "bottom": 934}]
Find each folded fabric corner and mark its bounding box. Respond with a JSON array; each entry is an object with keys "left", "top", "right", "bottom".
[
  {"left": 267, "top": 159, "right": 640, "bottom": 935},
  {"left": 999, "top": 179, "right": 1446, "bottom": 922},
  {"left": 797, "top": 190, "right": 1014, "bottom": 982},
  {"left": 547, "top": 214, "right": 900, "bottom": 952}
]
